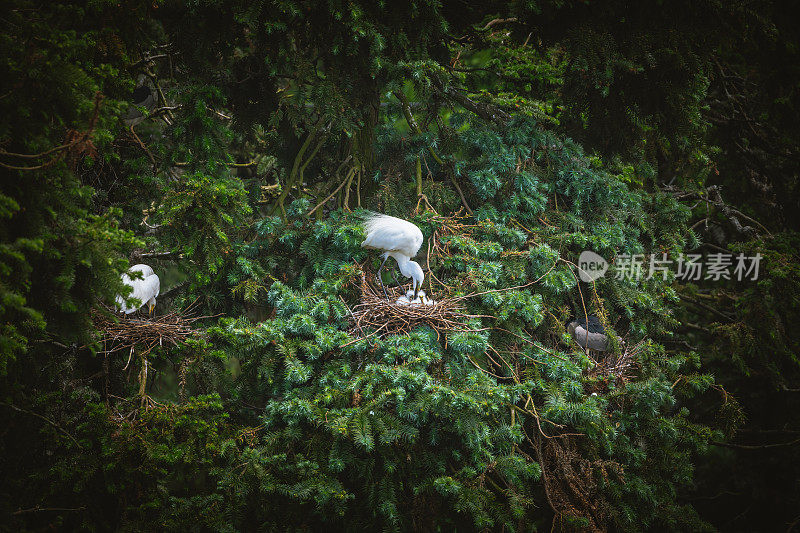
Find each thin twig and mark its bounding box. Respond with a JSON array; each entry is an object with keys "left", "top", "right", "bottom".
[{"left": 1, "top": 402, "right": 82, "bottom": 448}]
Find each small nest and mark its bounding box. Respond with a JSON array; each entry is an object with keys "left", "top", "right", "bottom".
[
  {"left": 584, "top": 339, "right": 645, "bottom": 393},
  {"left": 92, "top": 301, "right": 205, "bottom": 357},
  {"left": 349, "top": 272, "right": 480, "bottom": 340}
]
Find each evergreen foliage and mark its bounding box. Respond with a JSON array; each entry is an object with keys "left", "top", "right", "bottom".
[{"left": 1, "top": 1, "right": 798, "bottom": 531}]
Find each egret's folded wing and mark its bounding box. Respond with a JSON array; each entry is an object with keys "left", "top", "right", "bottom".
[
  {"left": 362, "top": 214, "right": 424, "bottom": 257},
  {"left": 126, "top": 275, "right": 158, "bottom": 309},
  {"left": 362, "top": 223, "right": 412, "bottom": 251}
]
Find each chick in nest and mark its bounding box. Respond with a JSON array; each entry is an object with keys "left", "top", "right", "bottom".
[{"left": 395, "top": 289, "right": 436, "bottom": 306}]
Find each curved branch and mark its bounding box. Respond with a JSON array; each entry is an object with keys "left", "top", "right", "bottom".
[
  {"left": 307, "top": 157, "right": 353, "bottom": 216},
  {"left": 271, "top": 121, "right": 328, "bottom": 218},
  {"left": 1, "top": 402, "right": 82, "bottom": 448}
]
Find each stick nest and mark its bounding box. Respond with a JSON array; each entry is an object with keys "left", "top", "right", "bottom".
[
  {"left": 92, "top": 302, "right": 204, "bottom": 356},
  {"left": 349, "top": 272, "right": 478, "bottom": 339},
  {"left": 583, "top": 339, "right": 645, "bottom": 392}
]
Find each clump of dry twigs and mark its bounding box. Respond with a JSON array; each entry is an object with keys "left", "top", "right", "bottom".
[
  {"left": 536, "top": 434, "right": 621, "bottom": 532},
  {"left": 421, "top": 210, "right": 477, "bottom": 297},
  {"left": 92, "top": 300, "right": 205, "bottom": 357},
  {"left": 584, "top": 339, "right": 645, "bottom": 393},
  {"left": 349, "top": 272, "right": 484, "bottom": 340}
]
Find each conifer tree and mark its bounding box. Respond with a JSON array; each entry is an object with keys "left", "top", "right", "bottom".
[{"left": 1, "top": 1, "right": 797, "bottom": 531}]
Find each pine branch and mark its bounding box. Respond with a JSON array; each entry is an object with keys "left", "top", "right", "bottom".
[
  {"left": 13, "top": 506, "right": 86, "bottom": 515},
  {"left": 131, "top": 250, "right": 184, "bottom": 261},
  {"left": 430, "top": 73, "right": 511, "bottom": 125},
  {"left": 1, "top": 402, "right": 82, "bottom": 448},
  {"left": 710, "top": 438, "right": 800, "bottom": 450},
  {"left": 393, "top": 90, "right": 444, "bottom": 165},
  {"left": 678, "top": 293, "right": 734, "bottom": 322}
]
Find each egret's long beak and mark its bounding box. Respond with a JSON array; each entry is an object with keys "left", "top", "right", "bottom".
[
  {"left": 413, "top": 283, "right": 420, "bottom": 301},
  {"left": 148, "top": 303, "right": 155, "bottom": 316}
]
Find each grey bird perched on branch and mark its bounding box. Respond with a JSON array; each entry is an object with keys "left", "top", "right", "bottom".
[
  {"left": 566, "top": 315, "right": 609, "bottom": 351},
  {"left": 123, "top": 74, "right": 157, "bottom": 126}
]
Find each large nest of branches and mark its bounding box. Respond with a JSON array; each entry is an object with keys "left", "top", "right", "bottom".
[
  {"left": 92, "top": 301, "right": 205, "bottom": 357},
  {"left": 349, "top": 272, "right": 482, "bottom": 340}
]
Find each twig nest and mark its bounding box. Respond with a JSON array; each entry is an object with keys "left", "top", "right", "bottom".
[
  {"left": 91, "top": 301, "right": 205, "bottom": 356},
  {"left": 583, "top": 339, "right": 645, "bottom": 394},
  {"left": 351, "top": 272, "right": 477, "bottom": 339}
]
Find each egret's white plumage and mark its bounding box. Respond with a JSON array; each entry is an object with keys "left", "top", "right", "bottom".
[
  {"left": 116, "top": 264, "right": 160, "bottom": 315},
  {"left": 362, "top": 214, "right": 425, "bottom": 299},
  {"left": 396, "top": 289, "right": 422, "bottom": 306},
  {"left": 362, "top": 214, "right": 423, "bottom": 258},
  {"left": 396, "top": 289, "right": 436, "bottom": 307}
]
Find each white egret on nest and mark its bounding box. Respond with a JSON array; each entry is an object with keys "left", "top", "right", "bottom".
[
  {"left": 362, "top": 213, "right": 425, "bottom": 301},
  {"left": 116, "top": 264, "right": 160, "bottom": 316}
]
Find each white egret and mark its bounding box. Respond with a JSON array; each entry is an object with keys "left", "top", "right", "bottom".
[
  {"left": 361, "top": 214, "right": 425, "bottom": 301},
  {"left": 566, "top": 315, "right": 608, "bottom": 351},
  {"left": 116, "top": 264, "right": 160, "bottom": 316}
]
